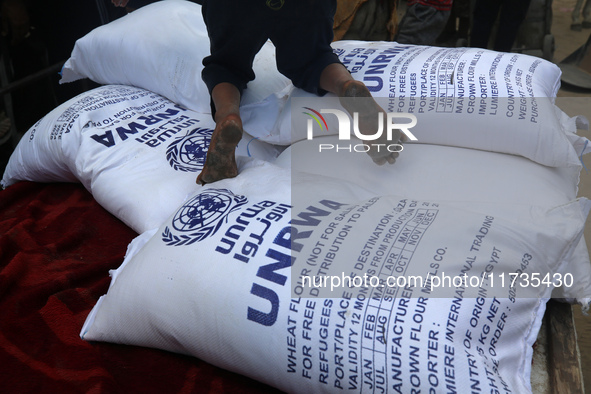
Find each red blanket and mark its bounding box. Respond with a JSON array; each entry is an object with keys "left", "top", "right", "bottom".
[{"left": 0, "top": 181, "right": 281, "bottom": 393}]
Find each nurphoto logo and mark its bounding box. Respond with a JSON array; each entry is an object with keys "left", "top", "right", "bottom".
[{"left": 303, "top": 107, "right": 418, "bottom": 154}]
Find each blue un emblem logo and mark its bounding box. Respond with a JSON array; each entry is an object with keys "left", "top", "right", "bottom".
[
  {"left": 162, "top": 189, "right": 248, "bottom": 246},
  {"left": 166, "top": 128, "right": 213, "bottom": 172}
]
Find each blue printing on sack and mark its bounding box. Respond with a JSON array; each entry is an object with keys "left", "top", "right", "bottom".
[{"left": 246, "top": 136, "right": 260, "bottom": 157}]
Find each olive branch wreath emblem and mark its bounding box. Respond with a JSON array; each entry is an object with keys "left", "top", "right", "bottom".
[
  {"left": 166, "top": 127, "right": 213, "bottom": 172},
  {"left": 162, "top": 189, "right": 248, "bottom": 246}
]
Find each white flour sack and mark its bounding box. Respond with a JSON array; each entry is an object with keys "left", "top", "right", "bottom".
[
  {"left": 276, "top": 137, "right": 591, "bottom": 306},
  {"left": 59, "top": 0, "right": 291, "bottom": 117},
  {"left": 1, "top": 85, "right": 282, "bottom": 233},
  {"left": 282, "top": 41, "right": 590, "bottom": 167},
  {"left": 81, "top": 164, "right": 590, "bottom": 394}
]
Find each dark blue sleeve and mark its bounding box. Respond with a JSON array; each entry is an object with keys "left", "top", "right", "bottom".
[{"left": 126, "top": 0, "right": 203, "bottom": 9}]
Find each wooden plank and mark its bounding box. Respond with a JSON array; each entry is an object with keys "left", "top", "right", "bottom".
[{"left": 546, "top": 300, "right": 585, "bottom": 394}]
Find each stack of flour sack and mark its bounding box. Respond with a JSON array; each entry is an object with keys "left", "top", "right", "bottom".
[{"left": 2, "top": 1, "right": 591, "bottom": 393}]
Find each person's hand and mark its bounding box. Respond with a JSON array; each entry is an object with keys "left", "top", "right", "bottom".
[
  {"left": 1, "top": 0, "right": 31, "bottom": 46},
  {"left": 111, "top": 0, "right": 130, "bottom": 7}
]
